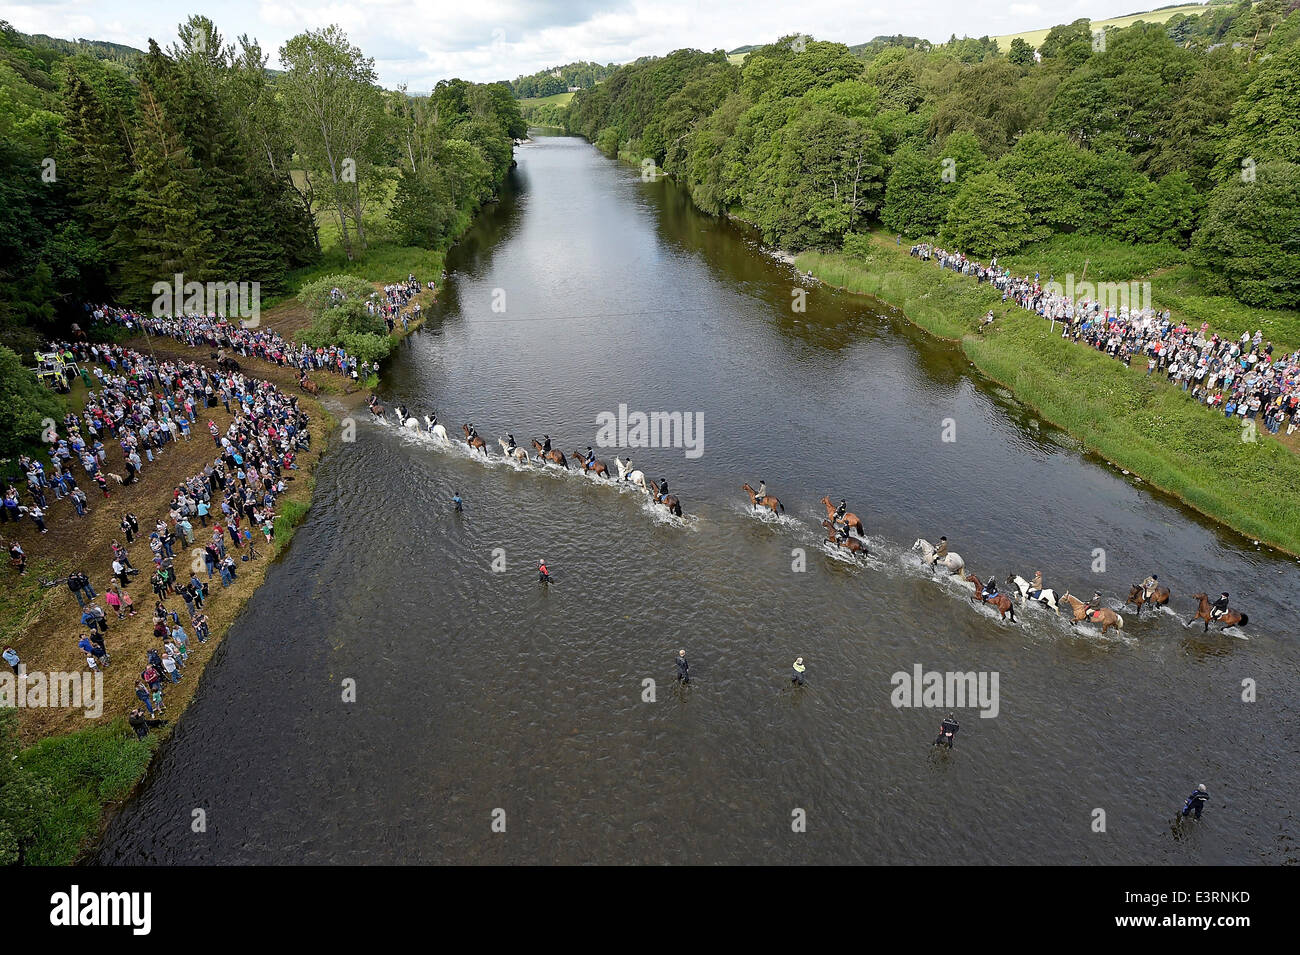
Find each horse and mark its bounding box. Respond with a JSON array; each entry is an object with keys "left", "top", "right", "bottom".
[
  {"left": 531, "top": 440, "right": 567, "bottom": 468},
  {"left": 298, "top": 375, "right": 320, "bottom": 395},
  {"left": 1010, "top": 575, "right": 1059, "bottom": 615},
  {"left": 912, "top": 539, "right": 965, "bottom": 576},
  {"left": 648, "top": 485, "right": 683, "bottom": 517},
  {"left": 498, "top": 439, "right": 530, "bottom": 464},
  {"left": 393, "top": 409, "right": 420, "bottom": 430},
  {"left": 1187, "top": 592, "right": 1248, "bottom": 633},
  {"left": 1060, "top": 592, "right": 1124, "bottom": 634},
  {"left": 965, "top": 574, "right": 1016, "bottom": 622},
  {"left": 570, "top": 451, "right": 609, "bottom": 478},
  {"left": 743, "top": 484, "right": 784, "bottom": 515},
  {"left": 368, "top": 402, "right": 385, "bottom": 418},
  {"left": 462, "top": 424, "right": 488, "bottom": 456},
  {"left": 423, "top": 417, "right": 448, "bottom": 441},
  {"left": 1127, "top": 583, "right": 1171, "bottom": 616},
  {"left": 822, "top": 520, "right": 867, "bottom": 555},
  {"left": 216, "top": 357, "right": 241, "bottom": 373},
  {"left": 615, "top": 457, "right": 648, "bottom": 490},
  {"left": 820, "top": 497, "right": 865, "bottom": 537}
]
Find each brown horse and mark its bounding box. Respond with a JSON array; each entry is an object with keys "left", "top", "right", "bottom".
[
  {"left": 649, "top": 485, "right": 683, "bottom": 517},
  {"left": 368, "top": 402, "right": 385, "bottom": 417},
  {"left": 462, "top": 424, "right": 487, "bottom": 455},
  {"left": 822, "top": 520, "right": 867, "bottom": 555},
  {"left": 531, "top": 439, "right": 568, "bottom": 468},
  {"left": 820, "top": 497, "right": 864, "bottom": 537},
  {"left": 965, "top": 574, "right": 1016, "bottom": 622},
  {"left": 570, "top": 451, "right": 609, "bottom": 478},
  {"left": 1188, "top": 592, "right": 1248, "bottom": 633},
  {"left": 298, "top": 374, "right": 320, "bottom": 395},
  {"left": 1060, "top": 592, "right": 1124, "bottom": 634},
  {"left": 743, "top": 484, "right": 784, "bottom": 515},
  {"left": 1126, "top": 583, "right": 1170, "bottom": 616}
]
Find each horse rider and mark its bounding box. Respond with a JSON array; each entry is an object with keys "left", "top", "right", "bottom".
[
  {"left": 981, "top": 574, "right": 999, "bottom": 601},
  {"left": 622, "top": 457, "right": 634, "bottom": 481},
  {"left": 505, "top": 433, "right": 518, "bottom": 454},
  {"left": 1029, "top": 570, "right": 1044, "bottom": 599},
  {"left": 1210, "top": 591, "right": 1230, "bottom": 619},
  {"left": 930, "top": 536, "right": 949, "bottom": 568},
  {"left": 467, "top": 424, "right": 479, "bottom": 442},
  {"left": 753, "top": 479, "right": 767, "bottom": 502},
  {"left": 541, "top": 434, "right": 552, "bottom": 454},
  {"left": 657, "top": 478, "right": 669, "bottom": 498},
  {"left": 426, "top": 412, "right": 438, "bottom": 432},
  {"left": 584, "top": 446, "right": 596, "bottom": 471},
  {"left": 1082, "top": 591, "right": 1103, "bottom": 620},
  {"left": 832, "top": 498, "right": 849, "bottom": 533},
  {"left": 1141, "top": 573, "right": 1159, "bottom": 600},
  {"left": 398, "top": 404, "right": 409, "bottom": 421}
]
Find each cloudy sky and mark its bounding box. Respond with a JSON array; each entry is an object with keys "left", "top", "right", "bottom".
[{"left": 2, "top": 0, "right": 1192, "bottom": 88}]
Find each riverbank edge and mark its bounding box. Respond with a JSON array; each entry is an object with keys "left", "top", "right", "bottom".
[
  {"left": 58, "top": 299, "right": 439, "bottom": 864},
  {"left": 794, "top": 239, "right": 1300, "bottom": 558},
  {"left": 586, "top": 139, "right": 1300, "bottom": 557}
]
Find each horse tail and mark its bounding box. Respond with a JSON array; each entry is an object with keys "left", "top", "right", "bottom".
[
  {"left": 673, "top": 501, "right": 682, "bottom": 517},
  {"left": 777, "top": 498, "right": 784, "bottom": 513},
  {"left": 1115, "top": 613, "right": 1124, "bottom": 629},
  {"left": 1237, "top": 613, "right": 1249, "bottom": 627}
]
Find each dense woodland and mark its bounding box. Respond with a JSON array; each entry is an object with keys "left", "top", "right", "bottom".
[
  {"left": 567, "top": 1, "right": 1300, "bottom": 309},
  {"left": 508, "top": 60, "right": 617, "bottom": 98},
  {"left": 0, "top": 16, "right": 524, "bottom": 355}
]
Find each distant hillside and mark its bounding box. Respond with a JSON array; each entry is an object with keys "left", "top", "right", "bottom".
[
  {"left": 21, "top": 31, "right": 144, "bottom": 62},
  {"left": 988, "top": 3, "right": 1225, "bottom": 50}
]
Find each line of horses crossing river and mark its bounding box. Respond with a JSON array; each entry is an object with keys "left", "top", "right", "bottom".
[{"left": 367, "top": 398, "right": 1253, "bottom": 639}]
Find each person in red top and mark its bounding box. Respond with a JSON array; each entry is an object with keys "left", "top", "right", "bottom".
[{"left": 538, "top": 559, "right": 550, "bottom": 584}]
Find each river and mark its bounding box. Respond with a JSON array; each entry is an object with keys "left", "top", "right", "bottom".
[{"left": 97, "top": 132, "right": 1300, "bottom": 865}]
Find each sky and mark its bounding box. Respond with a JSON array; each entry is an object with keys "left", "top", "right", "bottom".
[{"left": 0, "top": 0, "right": 1203, "bottom": 88}]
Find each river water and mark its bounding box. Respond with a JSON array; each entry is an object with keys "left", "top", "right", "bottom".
[{"left": 97, "top": 133, "right": 1299, "bottom": 865}]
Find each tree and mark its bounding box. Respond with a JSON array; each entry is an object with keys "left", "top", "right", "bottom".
[
  {"left": 1192, "top": 160, "right": 1300, "bottom": 308},
  {"left": 941, "top": 172, "right": 1035, "bottom": 256},
  {"left": 279, "top": 25, "right": 385, "bottom": 260},
  {"left": 1008, "top": 37, "right": 1036, "bottom": 67},
  {"left": 0, "top": 344, "right": 64, "bottom": 459},
  {"left": 879, "top": 146, "right": 948, "bottom": 236}
]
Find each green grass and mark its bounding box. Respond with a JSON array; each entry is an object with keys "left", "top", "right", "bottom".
[
  {"left": 518, "top": 90, "right": 575, "bottom": 107},
  {"left": 16, "top": 719, "right": 158, "bottom": 865},
  {"left": 998, "top": 234, "right": 1187, "bottom": 285},
  {"left": 0, "top": 557, "right": 65, "bottom": 646},
  {"left": 799, "top": 236, "right": 1300, "bottom": 555},
  {"left": 273, "top": 492, "right": 313, "bottom": 546}
]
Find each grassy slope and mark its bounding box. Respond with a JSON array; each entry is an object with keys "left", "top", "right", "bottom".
[
  {"left": 518, "top": 90, "right": 576, "bottom": 107},
  {"left": 989, "top": 4, "right": 1220, "bottom": 50},
  {"left": 797, "top": 231, "right": 1300, "bottom": 555}
]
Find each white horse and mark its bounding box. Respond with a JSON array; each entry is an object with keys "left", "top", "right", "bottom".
[
  {"left": 1010, "top": 575, "right": 1060, "bottom": 615},
  {"left": 392, "top": 408, "right": 420, "bottom": 430},
  {"left": 423, "top": 416, "right": 448, "bottom": 441},
  {"left": 498, "top": 438, "right": 530, "bottom": 464},
  {"left": 614, "top": 456, "right": 648, "bottom": 491},
  {"left": 913, "top": 539, "right": 965, "bottom": 576}
]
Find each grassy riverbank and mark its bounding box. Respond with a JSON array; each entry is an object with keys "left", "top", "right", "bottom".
[{"left": 796, "top": 233, "right": 1300, "bottom": 555}]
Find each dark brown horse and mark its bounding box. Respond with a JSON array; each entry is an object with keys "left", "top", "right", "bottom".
[
  {"left": 462, "top": 424, "right": 487, "bottom": 455},
  {"left": 965, "top": 574, "right": 1016, "bottom": 622},
  {"left": 820, "top": 497, "right": 865, "bottom": 537},
  {"left": 649, "top": 485, "right": 683, "bottom": 517},
  {"left": 743, "top": 484, "right": 784, "bottom": 515},
  {"left": 368, "top": 402, "right": 385, "bottom": 417},
  {"left": 1188, "top": 592, "right": 1248, "bottom": 632},
  {"left": 298, "top": 374, "right": 320, "bottom": 395},
  {"left": 1126, "top": 583, "right": 1170, "bottom": 616},
  {"left": 822, "top": 520, "right": 867, "bottom": 555},
  {"left": 570, "top": 451, "right": 609, "bottom": 478},
  {"left": 531, "top": 439, "right": 567, "bottom": 468}
]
